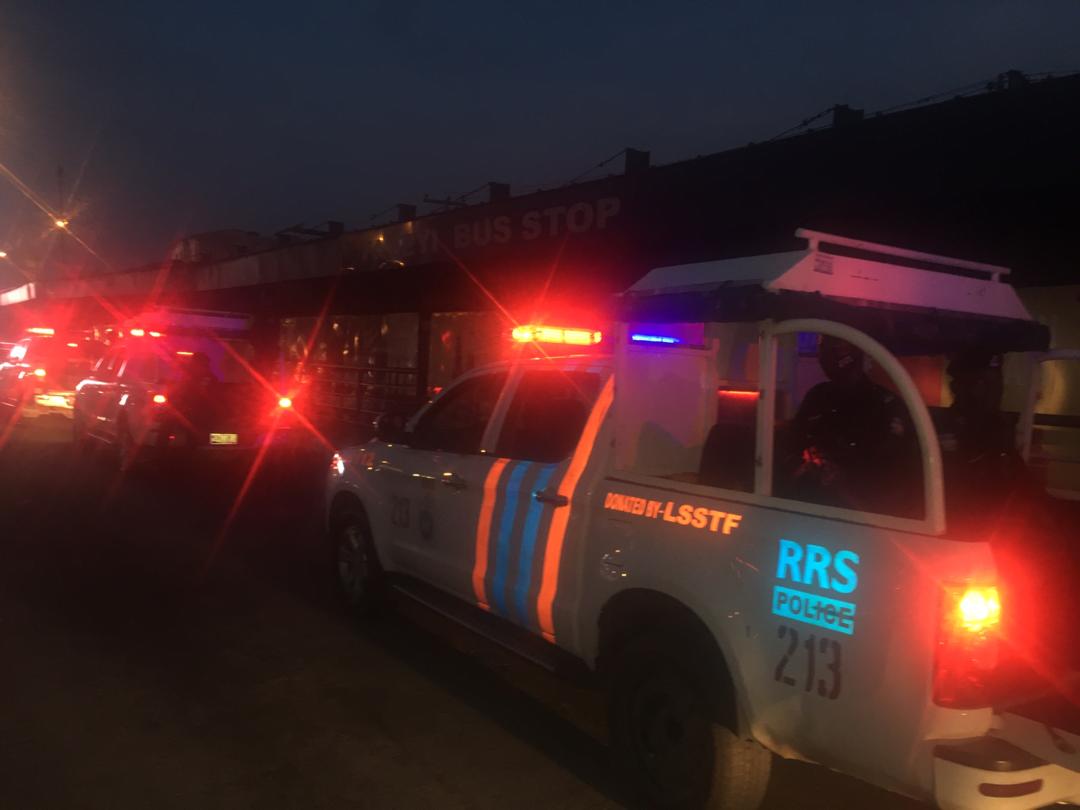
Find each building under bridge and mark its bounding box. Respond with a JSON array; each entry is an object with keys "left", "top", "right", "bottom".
[{"left": 2, "top": 71, "right": 1079, "bottom": 439}]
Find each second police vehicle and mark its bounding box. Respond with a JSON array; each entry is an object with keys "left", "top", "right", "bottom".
[
  {"left": 325, "top": 230, "right": 1080, "bottom": 809},
  {"left": 74, "top": 308, "right": 299, "bottom": 468},
  {"left": 0, "top": 327, "right": 98, "bottom": 425}
]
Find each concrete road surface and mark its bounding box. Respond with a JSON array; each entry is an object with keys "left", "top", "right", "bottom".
[{"left": 0, "top": 418, "right": 927, "bottom": 809}]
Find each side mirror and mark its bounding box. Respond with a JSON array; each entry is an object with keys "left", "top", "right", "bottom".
[{"left": 374, "top": 412, "right": 408, "bottom": 444}]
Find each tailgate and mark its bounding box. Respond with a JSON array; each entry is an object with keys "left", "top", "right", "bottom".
[{"left": 170, "top": 382, "right": 266, "bottom": 443}]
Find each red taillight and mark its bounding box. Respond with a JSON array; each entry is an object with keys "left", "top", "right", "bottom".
[
  {"left": 33, "top": 368, "right": 46, "bottom": 378},
  {"left": 152, "top": 393, "right": 167, "bottom": 404},
  {"left": 958, "top": 588, "right": 1001, "bottom": 632},
  {"left": 277, "top": 396, "right": 292, "bottom": 409},
  {"left": 934, "top": 584, "right": 1001, "bottom": 708}
]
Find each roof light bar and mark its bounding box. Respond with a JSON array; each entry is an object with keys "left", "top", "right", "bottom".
[
  {"left": 27, "top": 327, "right": 54, "bottom": 335},
  {"left": 511, "top": 324, "right": 602, "bottom": 346},
  {"left": 128, "top": 328, "right": 146, "bottom": 337}
]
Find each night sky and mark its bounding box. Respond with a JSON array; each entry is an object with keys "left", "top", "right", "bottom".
[{"left": 1, "top": 1, "right": 1078, "bottom": 280}]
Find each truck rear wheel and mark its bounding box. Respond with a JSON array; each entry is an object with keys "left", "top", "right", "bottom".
[{"left": 609, "top": 634, "right": 770, "bottom": 810}]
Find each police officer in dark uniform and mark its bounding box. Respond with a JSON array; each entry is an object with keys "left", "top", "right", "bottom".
[
  {"left": 938, "top": 350, "right": 1026, "bottom": 527},
  {"left": 780, "top": 335, "right": 918, "bottom": 515}
]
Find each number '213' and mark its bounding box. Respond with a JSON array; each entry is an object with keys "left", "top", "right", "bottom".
[{"left": 773, "top": 624, "right": 842, "bottom": 699}]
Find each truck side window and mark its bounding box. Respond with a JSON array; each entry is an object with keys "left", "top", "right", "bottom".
[
  {"left": 496, "top": 370, "right": 602, "bottom": 463},
  {"left": 122, "top": 352, "right": 155, "bottom": 382},
  {"left": 410, "top": 372, "right": 507, "bottom": 454},
  {"left": 772, "top": 332, "right": 923, "bottom": 518}
]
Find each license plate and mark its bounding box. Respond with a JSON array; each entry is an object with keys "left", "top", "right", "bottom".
[{"left": 209, "top": 432, "right": 238, "bottom": 445}]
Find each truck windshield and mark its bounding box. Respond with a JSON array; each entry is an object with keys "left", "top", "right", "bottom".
[
  {"left": 13, "top": 337, "right": 99, "bottom": 387},
  {"left": 131, "top": 337, "right": 256, "bottom": 385}
]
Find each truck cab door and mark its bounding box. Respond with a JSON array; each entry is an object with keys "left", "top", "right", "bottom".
[
  {"left": 79, "top": 349, "right": 122, "bottom": 439},
  {"left": 476, "top": 366, "right": 612, "bottom": 642},
  {"left": 380, "top": 369, "right": 509, "bottom": 596}
]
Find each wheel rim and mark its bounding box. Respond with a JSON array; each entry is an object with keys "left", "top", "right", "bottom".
[
  {"left": 629, "top": 671, "right": 709, "bottom": 801},
  {"left": 337, "top": 523, "right": 369, "bottom": 601}
]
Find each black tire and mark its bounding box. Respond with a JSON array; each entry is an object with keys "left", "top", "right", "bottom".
[
  {"left": 609, "top": 633, "right": 771, "bottom": 810},
  {"left": 330, "top": 504, "right": 385, "bottom": 617}
]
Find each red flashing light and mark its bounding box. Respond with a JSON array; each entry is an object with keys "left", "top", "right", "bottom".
[
  {"left": 66, "top": 342, "right": 79, "bottom": 348},
  {"left": 277, "top": 396, "right": 292, "bottom": 409},
  {"left": 958, "top": 587, "right": 1002, "bottom": 633},
  {"left": 33, "top": 367, "right": 46, "bottom": 378},
  {"left": 152, "top": 393, "right": 167, "bottom": 404},
  {"left": 176, "top": 350, "right": 194, "bottom": 356},
  {"left": 934, "top": 584, "right": 1001, "bottom": 708},
  {"left": 129, "top": 328, "right": 146, "bottom": 337},
  {"left": 718, "top": 388, "right": 760, "bottom": 400},
  {"left": 511, "top": 324, "right": 602, "bottom": 346},
  {"left": 27, "top": 327, "right": 54, "bottom": 336}
]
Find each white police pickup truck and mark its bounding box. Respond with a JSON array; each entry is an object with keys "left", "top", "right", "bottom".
[{"left": 325, "top": 229, "right": 1080, "bottom": 809}]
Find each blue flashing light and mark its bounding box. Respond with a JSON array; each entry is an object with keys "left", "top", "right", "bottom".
[{"left": 630, "top": 333, "right": 681, "bottom": 345}]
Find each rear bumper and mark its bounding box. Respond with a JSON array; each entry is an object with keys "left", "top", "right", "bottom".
[
  {"left": 933, "top": 736, "right": 1080, "bottom": 809},
  {"left": 145, "top": 426, "right": 311, "bottom": 458},
  {"left": 29, "top": 392, "right": 75, "bottom": 419},
  {"left": 1, "top": 391, "right": 75, "bottom": 421}
]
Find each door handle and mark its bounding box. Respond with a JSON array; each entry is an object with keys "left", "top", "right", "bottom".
[
  {"left": 600, "top": 550, "right": 627, "bottom": 579},
  {"left": 440, "top": 472, "right": 467, "bottom": 491},
  {"left": 533, "top": 488, "right": 569, "bottom": 507}
]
